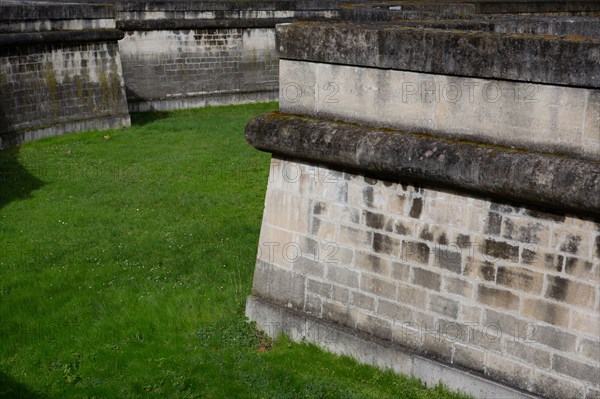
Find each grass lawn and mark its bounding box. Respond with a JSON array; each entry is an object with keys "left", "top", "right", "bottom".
[{"left": 0, "top": 103, "right": 468, "bottom": 399}]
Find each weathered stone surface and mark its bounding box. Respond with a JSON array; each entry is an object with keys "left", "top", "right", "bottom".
[
  {"left": 279, "top": 60, "right": 599, "bottom": 160},
  {"left": 277, "top": 21, "right": 600, "bottom": 88},
  {"left": 252, "top": 260, "right": 306, "bottom": 310},
  {"left": 0, "top": 0, "right": 114, "bottom": 22},
  {"left": 249, "top": 155, "right": 599, "bottom": 399},
  {"left": 340, "top": 1, "right": 600, "bottom": 22},
  {"left": 0, "top": 1, "right": 130, "bottom": 147},
  {"left": 245, "top": 113, "right": 600, "bottom": 215}
]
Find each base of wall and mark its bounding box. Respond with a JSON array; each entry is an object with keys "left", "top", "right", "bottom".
[
  {"left": 127, "top": 91, "right": 278, "bottom": 112},
  {"left": 246, "top": 296, "right": 541, "bottom": 399},
  {"left": 0, "top": 114, "right": 131, "bottom": 149}
]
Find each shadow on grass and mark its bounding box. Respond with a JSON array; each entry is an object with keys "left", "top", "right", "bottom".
[
  {"left": 130, "top": 111, "right": 171, "bottom": 127},
  {"left": 0, "top": 146, "right": 44, "bottom": 210},
  {"left": 0, "top": 371, "right": 44, "bottom": 399}
]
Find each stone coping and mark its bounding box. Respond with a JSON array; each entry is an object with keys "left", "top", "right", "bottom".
[
  {"left": 276, "top": 21, "right": 600, "bottom": 88},
  {"left": 0, "top": 29, "right": 125, "bottom": 47},
  {"left": 117, "top": 14, "right": 334, "bottom": 31},
  {"left": 340, "top": 1, "right": 600, "bottom": 19},
  {"left": 356, "top": 16, "right": 600, "bottom": 37},
  {"left": 245, "top": 112, "right": 600, "bottom": 216},
  {"left": 0, "top": 1, "right": 115, "bottom": 21}
]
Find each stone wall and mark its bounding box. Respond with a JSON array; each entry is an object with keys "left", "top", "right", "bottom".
[
  {"left": 248, "top": 154, "right": 599, "bottom": 399},
  {"left": 120, "top": 27, "right": 278, "bottom": 112},
  {"left": 245, "top": 2, "right": 600, "bottom": 398},
  {"left": 0, "top": 0, "right": 360, "bottom": 145},
  {"left": 114, "top": 0, "right": 353, "bottom": 112},
  {"left": 0, "top": 1, "right": 130, "bottom": 148}
]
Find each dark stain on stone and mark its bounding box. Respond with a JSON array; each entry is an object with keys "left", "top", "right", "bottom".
[
  {"left": 438, "top": 232, "right": 448, "bottom": 246},
  {"left": 420, "top": 226, "right": 434, "bottom": 241},
  {"left": 364, "top": 177, "right": 377, "bottom": 185},
  {"left": 484, "top": 239, "right": 519, "bottom": 261},
  {"left": 595, "top": 235, "right": 600, "bottom": 258},
  {"left": 365, "top": 210, "right": 385, "bottom": 230},
  {"left": 435, "top": 248, "right": 461, "bottom": 273},
  {"left": 481, "top": 262, "right": 496, "bottom": 281},
  {"left": 395, "top": 221, "right": 409, "bottom": 235},
  {"left": 525, "top": 208, "right": 565, "bottom": 222},
  {"left": 496, "top": 266, "right": 514, "bottom": 286},
  {"left": 559, "top": 234, "right": 581, "bottom": 254},
  {"left": 519, "top": 223, "right": 541, "bottom": 244},
  {"left": 311, "top": 218, "right": 321, "bottom": 235},
  {"left": 490, "top": 202, "right": 516, "bottom": 214},
  {"left": 546, "top": 276, "right": 569, "bottom": 302},
  {"left": 543, "top": 302, "right": 559, "bottom": 326},
  {"left": 384, "top": 219, "right": 395, "bottom": 233},
  {"left": 549, "top": 254, "right": 564, "bottom": 272},
  {"left": 522, "top": 248, "right": 537, "bottom": 264},
  {"left": 338, "top": 182, "right": 349, "bottom": 203},
  {"left": 403, "top": 240, "right": 430, "bottom": 265},
  {"left": 565, "top": 257, "right": 593, "bottom": 276},
  {"left": 400, "top": 182, "right": 409, "bottom": 191},
  {"left": 504, "top": 220, "right": 543, "bottom": 244},
  {"left": 313, "top": 201, "right": 326, "bottom": 215},
  {"left": 365, "top": 254, "right": 384, "bottom": 274},
  {"left": 457, "top": 234, "right": 471, "bottom": 249},
  {"left": 409, "top": 197, "right": 423, "bottom": 219},
  {"left": 498, "top": 266, "right": 533, "bottom": 288},
  {"left": 486, "top": 212, "right": 502, "bottom": 236},
  {"left": 503, "top": 218, "right": 514, "bottom": 236},
  {"left": 363, "top": 186, "right": 374, "bottom": 208},
  {"left": 373, "top": 233, "right": 397, "bottom": 255}
]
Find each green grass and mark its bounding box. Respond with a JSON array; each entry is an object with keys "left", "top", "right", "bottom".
[{"left": 0, "top": 103, "right": 468, "bottom": 399}]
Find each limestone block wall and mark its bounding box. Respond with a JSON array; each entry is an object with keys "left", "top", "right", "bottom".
[
  {"left": 250, "top": 155, "right": 599, "bottom": 399},
  {"left": 120, "top": 27, "right": 278, "bottom": 112},
  {"left": 0, "top": 1, "right": 130, "bottom": 148},
  {"left": 113, "top": 0, "right": 351, "bottom": 112}
]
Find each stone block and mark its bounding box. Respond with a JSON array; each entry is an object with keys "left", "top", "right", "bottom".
[
  {"left": 355, "top": 251, "right": 391, "bottom": 277},
  {"left": 252, "top": 260, "right": 306, "bottom": 310},
  {"left": 496, "top": 265, "right": 544, "bottom": 295},
  {"left": 553, "top": 354, "right": 600, "bottom": 385},
  {"left": 326, "top": 265, "right": 359, "bottom": 289},
  {"left": 361, "top": 274, "right": 397, "bottom": 300},
  {"left": 412, "top": 267, "right": 441, "bottom": 291},
  {"left": 485, "top": 353, "right": 533, "bottom": 392},
  {"left": 351, "top": 291, "right": 376, "bottom": 311},
  {"left": 477, "top": 284, "right": 520, "bottom": 311},
  {"left": 442, "top": 276, "right": 473, "bottom": 299},
  {"left": 534, "top": 325, "right": 577, "bottom": 353},
  {"left": 545, "top": 275, "right": 596, "bottom": 309},
  {"left": 428, "top": 294, "right": 459, "bottom": 319},
  {"left": 530, "top": 370, "right": 585, "bottom": 399}
]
